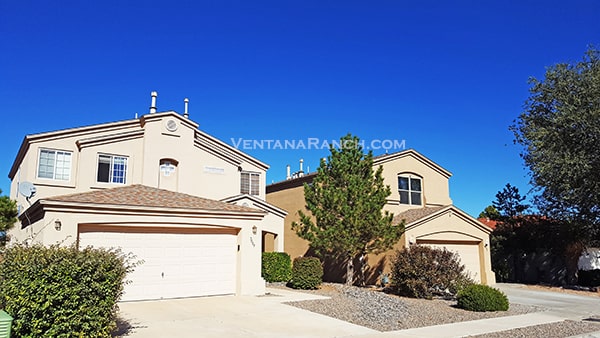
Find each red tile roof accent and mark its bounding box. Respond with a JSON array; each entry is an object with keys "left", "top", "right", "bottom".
[
  {"left": 477, "top": 218, "right": 498, "bottom": 230},
  {"left": 45, "top": 184, "right": 263, "bottom": 213}
]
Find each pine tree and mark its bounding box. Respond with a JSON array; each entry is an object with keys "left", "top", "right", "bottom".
[
  {"left": 292, "top": 134, "right": 404, "bottom": 285},
  {"left": 0, "top": 189, "right": 18, "bottom": 247}
]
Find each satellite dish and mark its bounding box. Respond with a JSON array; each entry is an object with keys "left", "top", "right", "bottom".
[{"left": 18, "top": 181, "right": 37, "bottom": 201}]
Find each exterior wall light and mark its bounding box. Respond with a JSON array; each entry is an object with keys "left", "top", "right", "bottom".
[
  {"left": 252, "top": 225, "right": 257, "bottom": 235},
  {"left": 54, "top": 220, "right": 62, "bottom": 231}
]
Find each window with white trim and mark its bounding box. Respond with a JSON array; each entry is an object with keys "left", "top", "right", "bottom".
[
  {"left": 37, "top": 149, "right": 72, "bottom": 181},
  {"left": 97, "top": 154, "right": 128, "bottom": 184},
  {"left": 240, "top": 171, "right": 260, "bottom": 195},
  {"left": 398, "top": 174, "right": 422, "bottom": 205}
]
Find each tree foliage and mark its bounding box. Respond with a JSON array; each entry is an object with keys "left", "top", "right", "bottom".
[
  {"left": 0, "top": 189, "right": 18, "bottom": 247},
  {"left": 493, "top": 183, "right": 529, "bottom": 222},
  {"left": 511, "top": 47, "right": 600, "bottom": 243},
  {"left": 292, "top": 134, "right": 404, "bottom": 285},
  {"left": 478, "top": 205, "right": 501, "bottom": 220}
]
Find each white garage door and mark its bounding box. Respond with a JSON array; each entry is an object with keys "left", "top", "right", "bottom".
[
  {"left": 418, "top": 241, "right": 481, "bottom": 283},
  {"left": 79, "top": 226, "right": 238, "bottom": 301}
]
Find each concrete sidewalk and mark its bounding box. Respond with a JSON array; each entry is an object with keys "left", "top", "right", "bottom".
[{"left": 347, "top": 312, "right": 566, "bottom": 338}]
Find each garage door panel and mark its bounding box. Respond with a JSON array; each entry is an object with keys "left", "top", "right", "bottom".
[
  {"left": 418, "top": 241, "right": 481, "bottom": 283},
  {"left": 79, "top": 227, "right": 237, "bottom": 301}
]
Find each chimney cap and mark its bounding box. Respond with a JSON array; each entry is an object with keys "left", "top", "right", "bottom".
[
  {"left": 149, "top": 91, "right": 158, "bottom": 114},
  {"left": 183, "top": 97, "right": 190, "bottom": 118}
]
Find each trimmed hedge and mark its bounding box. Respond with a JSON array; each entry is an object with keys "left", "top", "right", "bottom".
[
  {"left": 456, "top": 284, "right": 509, "bottom": 312},
  {"left": 391, "top": 245, "right": 473, "bottom": 299},
  {"left": 289, "top": 257, "right": 323, "bottom": 290},
  {"left": 0, "top": 243, "right": 137, "bottom": 337},
  {"left": 262, "top": 252, "right": 292, "bottom": 282}
]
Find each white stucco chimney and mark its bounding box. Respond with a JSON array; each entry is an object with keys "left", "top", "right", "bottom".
[
  {"left": 299, "top": 159, "right": 304, "bottom": 176},
  {"left": 149, "top": 91, "right": 158, "bottom": 114},
  {"left": 183, "top": 98, "right": 189, "bottom": 118},
  {"left": 286, "top": 164, "right": 291, "bottom": 180}
]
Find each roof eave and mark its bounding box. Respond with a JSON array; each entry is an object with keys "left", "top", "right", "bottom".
[
  {"left": 221, "top": 194, "right": 288, "bottom": 217},
  {"left": 38, "top": 199, "right": 267, "bottom": 219}
]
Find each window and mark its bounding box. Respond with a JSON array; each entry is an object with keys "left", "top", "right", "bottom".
[
  {"left": 398, "top": 175, "right": 422, "bottom": 205},
  {"left": 241, "top": 172, "right": 260, "bottom": 195},
  {"left": 38, "top": 149, "right": 72, "bottom": 180},
  {"left": 97, "top": 154, "right": 128, "bottom": 184}
]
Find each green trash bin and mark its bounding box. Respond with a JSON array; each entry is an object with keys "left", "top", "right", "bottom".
[{"left": 0, "top": 310, "right": 13, "bottom": 338}]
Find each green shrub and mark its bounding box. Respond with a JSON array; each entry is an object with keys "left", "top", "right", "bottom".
[
  {"left": 262, "top": 252, "right": 292, "bottom": 282},
  {"left": 390, "top": 245, "right": 473, "bottom": 299},
  {"left": 456, "top": 284, "right": 509, "bottom": 312},
  {"left": 578, "top": 269, "right": 600, "bottom": 287},
  {"left": 289, "top": 257, "right": 323, "bottom": 289},
  {"left": 0, "top": 243, "right": 137, "bottom": 337}
]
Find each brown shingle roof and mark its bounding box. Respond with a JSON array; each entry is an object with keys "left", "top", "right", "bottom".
[
  {"left": 45, "top": 184, "right": 263, "bottom": 213},
  {"left": 392, "top": 206, "right": 448, "bottom": 225}
]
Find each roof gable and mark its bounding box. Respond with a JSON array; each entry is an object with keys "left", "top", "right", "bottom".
[
  {"left": 221, "top": 194, "right": 288, "bottom": 218},
  {"left": 373, "top": 149, "right": 452, "bottom": 179},
  {"left": 393, "top": 205, "right": 492, "bottom": 234}
]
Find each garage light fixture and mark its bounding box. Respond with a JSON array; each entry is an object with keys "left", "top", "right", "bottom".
[
  {"left": 252, "top": 225, "right": 257, "bottom": 235},
  {"left": 54, "top": 220, "right": 62, "bottom": 231}
]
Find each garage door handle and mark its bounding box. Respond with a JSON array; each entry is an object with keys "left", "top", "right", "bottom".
[{"left": 161, "top": 272, "right": 164, "bottom": 278}]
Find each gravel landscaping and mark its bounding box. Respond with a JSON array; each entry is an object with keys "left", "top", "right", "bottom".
[
  {"left": 271, "top": 283, "right": 600, "bottom": 336},
  {"left": 470, "top": 320, "right": 600, "bottom": 338}
]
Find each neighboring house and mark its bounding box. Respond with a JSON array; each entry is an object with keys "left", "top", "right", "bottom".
[
  {"left": 266, "top": 149, "right": 495, "bottom": 285},
  {"left": 478, "top": 218, "right": 499, "bottom": 230},
  {"left": 7, "top": 92, "right": 285, "bottom": 301}
]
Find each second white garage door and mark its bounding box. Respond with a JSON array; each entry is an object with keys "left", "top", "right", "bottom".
[
  {"left": 79, "top": 226, "right": 238, "bottom": 301},
  {"left": 418, "top": 240, "right": 482, "bottom": 283}
]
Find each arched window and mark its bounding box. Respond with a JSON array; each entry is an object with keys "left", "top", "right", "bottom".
[{"left": 398, "top": 174, "right": 422, "bottom": 205}]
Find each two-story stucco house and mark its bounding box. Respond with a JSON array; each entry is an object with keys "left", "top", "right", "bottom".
[
  {"left": 7, "top": 92, "right": 286, "bottom": 301},
  {"left": 266, "top": 149, "right": 495, "bottom": 285}
]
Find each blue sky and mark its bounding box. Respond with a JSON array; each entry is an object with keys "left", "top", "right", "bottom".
[{"left": 1, "top": 1, "right": 598, "bottom": 217}]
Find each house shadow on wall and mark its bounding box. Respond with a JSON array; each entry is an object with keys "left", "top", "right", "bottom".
[{"left": 304, "top": 247, "right": 390, "bottom": 286}]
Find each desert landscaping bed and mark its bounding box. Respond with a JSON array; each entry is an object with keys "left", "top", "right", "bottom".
[
  {"left": 271, "top": 283, "right": 600, "bottom": 336},
  {"left": 470, "top": 320, "right": 600, "bottom": 338}
]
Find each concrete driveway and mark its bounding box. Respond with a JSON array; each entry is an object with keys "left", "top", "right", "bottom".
[
  {"left": 495, "top": 283, "right": 600, "bottom": 320},
  {"left": 115, "top": 287, "right": 377, "bottom": 338},
  {"left": 115, "top": 284, "right": 600, "bottom": 338}
]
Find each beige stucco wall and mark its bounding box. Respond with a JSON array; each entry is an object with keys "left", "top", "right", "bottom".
[
  {"left": 375, "top": 152, "right": 452, "bottom": 215},
  {"left": 226, "top": 195, "right": 286, "bottom": 252},
  {"left": 10, "top": 112, "right": 268, "bottom": 213},
  {"left": 266, "top": 183, "right": 311, "bottom": 260}
]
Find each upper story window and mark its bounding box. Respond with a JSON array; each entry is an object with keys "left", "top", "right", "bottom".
[
  {"left": 38, "top": 149, "right": 72, "bottom": 181},
  {"left": 241, "top": 171, "right": 260, "bottom": 195},
  {"left": 398, "top": 174, "right": 422, "bottom": 205},
  {"left": 97, "top": 154, "right": 128, "bottom": 184}
]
